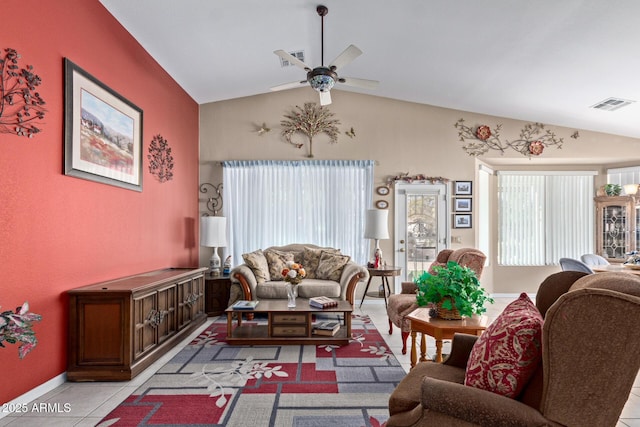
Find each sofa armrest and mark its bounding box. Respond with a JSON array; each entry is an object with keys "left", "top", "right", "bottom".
[
  {"left": 340, "top": 262, "right": 369, "bottom": 305},
  {"left": 442, "top": 333, "right": 479, "bottom": 368},
  {"left": 422, "top": 378, "right": 551, "bottom": 427},
  {"left": 230, "top": 264, "right": 257, "bottom": 301}
]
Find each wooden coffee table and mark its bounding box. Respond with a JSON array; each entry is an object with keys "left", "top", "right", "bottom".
[
  {"left": 226, "top": 299, "right": 352, "bottom": 346},
  {"left": 406, "top": 308, "right": 488, "bottom": 367}
]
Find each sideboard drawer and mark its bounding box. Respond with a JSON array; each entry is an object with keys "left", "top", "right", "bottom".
[
  {"left": 272, "top": 313, "right": 306, "bottom": 324},
  {"left": 271, "top": 325, "right": 308, "bottom": 337}
]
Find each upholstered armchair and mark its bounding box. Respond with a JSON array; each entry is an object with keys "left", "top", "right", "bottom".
[
  {"left": 386, "top": 248, "right": 486, "bottom": 354},
  {"left": 387, "top": 271, "right": 640, "bottom": 427}
]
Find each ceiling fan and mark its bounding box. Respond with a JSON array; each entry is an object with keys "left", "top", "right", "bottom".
[{"left": 271, "top": 5, "right": 379, "bottom": 106}]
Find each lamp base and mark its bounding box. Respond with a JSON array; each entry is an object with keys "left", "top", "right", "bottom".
[{"left": 209, "top": 248, "right": 221, "bottom": 277}]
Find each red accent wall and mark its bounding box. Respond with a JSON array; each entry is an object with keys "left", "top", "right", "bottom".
[{"left": 0, "top": 0, "right": 199, "bottom": 403}]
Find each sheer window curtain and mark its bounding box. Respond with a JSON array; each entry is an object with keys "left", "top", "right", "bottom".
[
  {"left": 222, "top": 160, "right": 374, "bottom": 266},
  {"left": 498, "top": 171, "right": 595, "bottom": 266}
]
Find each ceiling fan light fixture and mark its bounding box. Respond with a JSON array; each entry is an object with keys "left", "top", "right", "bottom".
[{"left": 308, "top": 68, "right": 337, "bottom": 92}]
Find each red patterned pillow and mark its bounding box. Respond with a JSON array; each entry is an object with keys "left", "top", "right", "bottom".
[{"left": 464, "top": 293, "right": 543, "bottom": 398}]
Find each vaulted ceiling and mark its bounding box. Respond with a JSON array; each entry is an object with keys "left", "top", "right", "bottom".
[{"left": 101, "top": 0, "right": 640, "bottom": 140}]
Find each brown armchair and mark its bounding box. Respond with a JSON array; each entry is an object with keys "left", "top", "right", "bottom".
[
  {"left": 386, "top": 248, "right": 486, "bottom": 354},
  {"left": 387, "top": 271, "right": 640, "bottom": 427}
]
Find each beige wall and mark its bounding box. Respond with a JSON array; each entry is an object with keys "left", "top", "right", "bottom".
[{"left": 199, "top": 87, "right": 640, "bottom": 294}]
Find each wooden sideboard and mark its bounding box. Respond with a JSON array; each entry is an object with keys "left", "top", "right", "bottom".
[{"left": 67, "top": 267, "right": 207, "bottom": 381}]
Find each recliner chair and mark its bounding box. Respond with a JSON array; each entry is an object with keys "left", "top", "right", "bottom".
[
  {"left": 559, "top": 257, "right": 594, "bottom": 274},
  {"left": 386, "top": 248, "right": 486, "bottom": 354}
]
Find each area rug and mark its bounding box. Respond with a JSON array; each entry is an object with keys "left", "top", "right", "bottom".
[{"left": 98, "top": 313, "right": 406, "bottom": 427}]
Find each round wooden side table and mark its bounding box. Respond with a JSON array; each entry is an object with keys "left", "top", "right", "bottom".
[{"left": 359, "top": 266, "right": 401, "bottom": 308}]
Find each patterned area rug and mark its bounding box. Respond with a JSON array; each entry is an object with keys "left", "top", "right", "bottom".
[{"left": 98, "top": 313, "right": 405, "bottom": 426}]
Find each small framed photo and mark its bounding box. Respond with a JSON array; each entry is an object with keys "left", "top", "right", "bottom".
[
  {"left": 376, "top": 185, "right": 390, "bottom": 196},
  {"left": 454, "top": 181, "right": 472, "bottom": 196},
  {"left": 454, "top": 214, "right": 472, "bottom": 228},
  {"left": 454, "top": 198, "right": 472, "bottom": 212},
  {"left": 375, "top": 200, "right": 389, "bottom": 209}
]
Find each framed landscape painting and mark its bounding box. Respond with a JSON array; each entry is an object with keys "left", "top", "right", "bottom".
[
  {"left": 454, "top": 181, "right": 472, "bottom": 196},
  {"left": 454, "top": 197, "right": 472, "bottom": 212},
  {"left": 454, "top": 214, "right": 472, "bottom": 228},
  {"left": 64, "top": 58, "right": 143, "bottom": 191}
]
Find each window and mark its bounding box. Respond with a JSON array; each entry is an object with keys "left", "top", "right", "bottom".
[
  {"left": 607, "top": 166, "right": 640, "bottom": 186},
  {"left": 497, "top": 171, "right": 595, "bottom": 266},
  {"left": 222, "top": 160, "right": 374, "bottom": 265}
]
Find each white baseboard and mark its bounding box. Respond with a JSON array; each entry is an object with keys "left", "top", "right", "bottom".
[{"left": 0, "top": 373, "right": 67, "bottom": 419}]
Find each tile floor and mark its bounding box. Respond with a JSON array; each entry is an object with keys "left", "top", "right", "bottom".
[{"left": 1, "top": 297, "right": 638, "bottom": 426}]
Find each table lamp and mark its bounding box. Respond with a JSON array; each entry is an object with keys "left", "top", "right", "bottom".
[
  {"left": 200, "top": 216, "right": 227, "bottom": 276},
  {"left": 364, "top": 209, "right": 390, "bottom": 268}
]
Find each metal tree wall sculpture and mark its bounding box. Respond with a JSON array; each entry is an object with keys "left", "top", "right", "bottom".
[
  {"left": 454, "top": 119, "right": 579, "bottom": 157},
  {"left": 0, "top": 48, "right": 46, "bottom": 138},
  {"left": 281, "top": 102, "right": 341, "bottom": 158},
  {"left": 147, "top": 134, "right": 174, "bottom": 183}
]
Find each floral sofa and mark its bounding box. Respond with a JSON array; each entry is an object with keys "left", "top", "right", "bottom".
[{"left": 229, "top": 244, "right": 369, "bottom": 306}]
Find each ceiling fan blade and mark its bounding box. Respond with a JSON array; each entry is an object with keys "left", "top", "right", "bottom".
[
  {"left": 274, "top": 50, "right": 312, "bottom": 71},
  {"left": 339, "top": 77, "right": 379, "bottom": 90},
  {"left": 329, "top": 44, "right": 362, "bottom": 71},
  {"left": 270, "top": 80, "right": 308, "bottom": 92},
  {"left": 319, "top": 90, "right": 332, "bottom": 106}
]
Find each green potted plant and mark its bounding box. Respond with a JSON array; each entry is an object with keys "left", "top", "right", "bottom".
[{"left": 415, "top": 261, "right": 493, "bottom": 319}]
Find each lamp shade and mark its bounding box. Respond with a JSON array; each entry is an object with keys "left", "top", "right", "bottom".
[
  {"left": 364, "top": 209, "right": 389, "bottom": 240},
  {"left": 624, "top": 184, "right": 638, "bottom": 195},
  {"left": 200, "top": 216, "right": 227, "bottom": 247}
]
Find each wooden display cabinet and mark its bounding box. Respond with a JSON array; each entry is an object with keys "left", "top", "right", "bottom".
[
  {"left": 68, "top": 267, "right": 207, "bottom": 381},
  {"left": 595, "top": 196, "right": 640, "bottom": 261}
]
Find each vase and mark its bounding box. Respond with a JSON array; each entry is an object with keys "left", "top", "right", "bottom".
[{"left": 286, "top": 283, "right": 298, "bottom": 308}]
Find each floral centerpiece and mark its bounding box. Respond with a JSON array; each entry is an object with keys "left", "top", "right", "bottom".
[
  {"left": 282, "top": 261, "right": 306, "bottom": 285},
  {"left": 1, "top": 302, "right": 42, "bottom": 359},
  {"left": 282, "top": 261, "right": 306, "bottom": 308},
  {"left": 415, "top": 261, "right": 493, "bottom": 320}
]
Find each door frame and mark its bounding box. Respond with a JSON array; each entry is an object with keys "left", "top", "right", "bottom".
[{"left": 393, "top": 182, "right": 450, "bottom": 291}]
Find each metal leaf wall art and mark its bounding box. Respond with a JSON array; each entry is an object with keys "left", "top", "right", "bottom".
[
  {"left": 281, "top": 102, "right": 341, "bottom": 158},
  {"left": 147, "top": 134, "right": 174, "bottom": 183},
  {"left": 454, "top": 119, "right": 579, "bottom": 157},
  {"left": 0, "top": 48, "right": 46, "bottom": 138}
]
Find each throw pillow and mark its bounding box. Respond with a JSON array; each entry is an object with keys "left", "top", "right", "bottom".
[
  {"left": 242, "top": 249, "right": 270, "bottom": 284},
  {"left": 264, "top": 249, "right": 294, "bottom": 281},
  {"left": 302, "top": 247, "right": 340, "bottom": 279},
  {"left": 464, "top": 293, "right": 543, "bottom": 398},
  {"left": 316, "top": 251, "right": 351, "bottom": 282}
]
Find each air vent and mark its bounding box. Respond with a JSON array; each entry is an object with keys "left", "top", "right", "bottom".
[
  {"left": 280, "top": 50, "right": 305, "bottom": 67},
  {"left": 590, "top": 97, "right": 635, "bottom": 111}
]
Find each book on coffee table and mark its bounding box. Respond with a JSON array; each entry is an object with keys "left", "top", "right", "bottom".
[
  {"left": 309, "top": 296, "right": 338, "bottom": 309},
  {"left": 231, "top": 300, "right": 259, "bottom": 310},
  {"left": 312, "top": 320, "right": 340, "bottom": 336}
]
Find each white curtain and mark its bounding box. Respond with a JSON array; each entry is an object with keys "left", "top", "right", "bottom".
[
  {"left": 498, "top": 171, "right": 595, "bottom": 266},
  {"left": 222, "top": 160, "right": 374, "bottom": 266}
]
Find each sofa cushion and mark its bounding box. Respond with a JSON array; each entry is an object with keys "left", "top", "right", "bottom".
[
  {"left": 302, "top": 246, "right": 340, "bottom": 279},
  {"left": 316, "top": 251, "right": 350, "bottom": 281},
  {"left": 464, "top": 293, "right": 543, "bottom": 398},
  {"left": 242, "top": 249, "right": 270, "bottom": 284},
  {"left": 256, "top": 279, "right": 341, "bottom": 299},
  {"left": 264, "top": 249, "right": 294, "bottom": 281}
]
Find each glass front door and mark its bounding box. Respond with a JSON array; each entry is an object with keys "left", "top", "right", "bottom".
[{"left": 394, "top": 183, "right": 450, "bottom": 288}]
